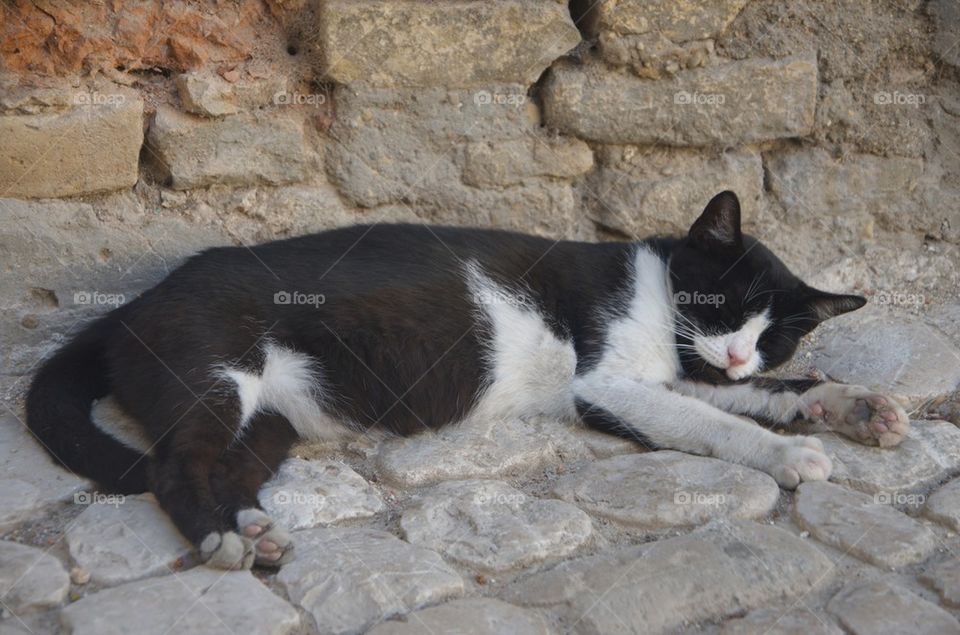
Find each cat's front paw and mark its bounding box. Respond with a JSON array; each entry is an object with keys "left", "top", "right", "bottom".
[
  {"left": 801, "top": 383, "right": 909, "bottom": 448},
  {"left": 766, "top": 436, "right": 832, "bottom": 489}
]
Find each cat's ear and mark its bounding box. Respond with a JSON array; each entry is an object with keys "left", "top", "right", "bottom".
[
  {"left": 688, "top": 191, "right": 743, "bottom": 252},
  {"left": 804, "top": 289, "right": 867, "bottom": 321}
]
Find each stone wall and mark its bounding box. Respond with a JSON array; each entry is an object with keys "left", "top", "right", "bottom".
[{"left": 2, "top": 0, "right": 959, "bottom": 397}]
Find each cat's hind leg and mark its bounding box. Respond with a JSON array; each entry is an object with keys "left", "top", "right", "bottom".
[
  {"left": 148, "top": 405, "right": 258, "bottom": 570},
  {"left": 209, "top": 412, "right": 298, "bottom": 567}
]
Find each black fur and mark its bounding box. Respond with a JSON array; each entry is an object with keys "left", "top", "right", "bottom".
[{"left": 26, "top": 191, "right": 865, "bottom": 553}]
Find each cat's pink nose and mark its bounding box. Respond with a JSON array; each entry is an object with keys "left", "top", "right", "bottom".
[{"left": 727, "top": 350, "right": 749, "bottom": 367}]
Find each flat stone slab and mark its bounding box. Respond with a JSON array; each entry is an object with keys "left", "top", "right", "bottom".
[
  {"left": 551, "top": 451, "right": 780, "bottom": 529},
  {"left": 147, "top": 105, "right": 317, "bottom": 189},
  {"left": 921, "top": 557, "right": 960, "bottom": 607},
  {"left": 0, "top": 414, "right": 88, "bottom": 531},
  {"left": 720, "top": 607, "right": 843, "bottom": 634},
  {"left": 585, "top": 146, "right": 762, "bottom": 238},
  {"left": 793, "top": 481, "right": 938, "bottom": 568},
  {"left": 276, "top": 527, "right": 463, "bottom": 634},
  {"left": 0, "top": 540, "right": 69, "bottom": 616},
  {"left": 0, "top": 90, "right": 143, "bottom": 198},
  {"left": 815, "top": 419, "right": 960, "bottom": 497},
  {"left": 400, "top": 480, "right": 593, "bottom": 573},
  {"left": 925, "top": 477, "right": 960, "bottom": 531},
  {"left": 318, "top": 1, "right": 580, "bottom": 87},
  {"left": 65, "top": 493, "right": 192, "bottom": 586},
  {"left": 542, "top": 56, "right": 817, "bottom": 146},
  {"left": 809, "top": 315, "right": 960, "bottom": 408},
  {"left": 504, "top": 520, "right": 833, "bottom": 635},
  {"left": 375, "top": 416, "right": 638, "bottom": 488},
  {"left": 60, "top": 568, "right": 299, "bottom": 635},
  {"left": 826, "top": 580, "right": 960, "bottom": 635},
  {"left": 368, "top": 598, "right": 552, "bottom": 635},
  {"left": 582, "top": 0, "right": 749, "bottom": 42},
  {"left": 259, "top": 458, "right": 384, "bottom": 531}
]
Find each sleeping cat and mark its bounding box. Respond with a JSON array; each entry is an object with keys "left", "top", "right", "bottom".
[{"left": 26, "top": 191, "right": 909, "bottom": 569}]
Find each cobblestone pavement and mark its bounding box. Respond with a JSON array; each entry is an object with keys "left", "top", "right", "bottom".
[{"left": 2, "top": 304, "right": 960, "bottom": 634}]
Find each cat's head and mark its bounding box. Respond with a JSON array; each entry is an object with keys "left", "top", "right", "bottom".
[{"left": 669, "top": 191, "right": 865, "bottom": 382}]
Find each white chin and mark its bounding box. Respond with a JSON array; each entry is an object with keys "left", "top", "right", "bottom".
[{"left": 726, "top": 367, "right": 752, "bottom": 380}]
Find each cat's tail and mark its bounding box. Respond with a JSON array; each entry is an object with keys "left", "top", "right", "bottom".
[{"left": 25, "top": 313, "right": 149, "bottom": 494}]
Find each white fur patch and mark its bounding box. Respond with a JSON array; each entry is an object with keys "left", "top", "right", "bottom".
[
  {"left": 217, "top": 344, "right": 349, "bottom": 441},
  {"left": 466, "top": 263, "right": 578, "bottom": 422},
  {"left": 577, "top": 246, "right": 680, "bottom": 389},
  {"left": 694, "top": 309, "right": 771, "bottom": 380}
]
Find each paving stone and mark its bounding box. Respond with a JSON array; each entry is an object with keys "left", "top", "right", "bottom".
[
  {"left": 60, "top": 568, "right": 299, "bottom": 635},
  {"left": 504, "top": 520, "right": 833, "bottom": 635},
  {"left": 146, "top": 105, "right": 318, "bottom": 189},
  {"left": 400, "top": 480, "right": 593, "bottom": 573},
  {"left": 367, "top": 598, "right": 552, "bottom": 635},
  {"left": 276, "top": 527, "right": 463, "bottom": 634},
  {"left": 318, "top": 1, "right": 580, "bottom": 87},
  {"left": 930, "top": 0, "right": 960, "bottom": 68},
  {"left": 585, "top": 146, "right": 762, "bottom": 238},
  {"left": 925, "top": 477, "right": 960, "bottom": 531},
  {"left": 259, "top": 458, "right": 384, "bottom": 531},
  {"left": 542, "top": 56, "right": 817, "bottom": 146},
  {"left": 826, "top": 580, "right": 960, "bottom": 635},
  {"left": 583, "top": 0, "right": 750, "bottom": 42},
  {"left": 807, "top": 315, "right": 960, "bottom": 408},
  {"left": 0, "top": 414, "right": 88, "bottom": 531},
  {"left": 375, "top": 416, "right": 638, "bottom": 488},
  {"left": 65, "top": 493, "right": 192, "bottom": 586},
  {"left": 926, "top": 302, "right": 960, "bottom": 347},
  {"left": 815, "top": 419, "right": 960, "bottom": 497},
  {"left": 921, "top": 557, "right": 960, "bottom": 607},
  {"left": 0, "top": 541, "right": 69, "bottom": 615},
  {"left": 0, "top": 89, "right": 143, "bottom": 198},
  {"left": 0, "top": 622, "right": 31, "bottom": 635},
  {"left": 720, "top": 607, "right": 843, "bottom": 635},
  {"left": 793, "top": 481, "right": 938, "bottom": 568},
  {"left": 552, "top": 451, "right": 779, "bottom": 529}
]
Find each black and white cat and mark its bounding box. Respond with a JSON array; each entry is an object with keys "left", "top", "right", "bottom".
[{"left": 27, "top": 191, "right": 909, "bottom": 569}]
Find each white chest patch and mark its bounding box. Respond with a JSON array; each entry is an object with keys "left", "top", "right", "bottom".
[
  {"left": 466, "top": 264, "right": 578, "bottom": 422},
  {"left": 584, "top": 246, "right": 680, "bottom": 384}
]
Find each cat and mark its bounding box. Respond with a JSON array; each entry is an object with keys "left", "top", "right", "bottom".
[{"left": 26, "top": 191, "right": 910, "bottom": 569}]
